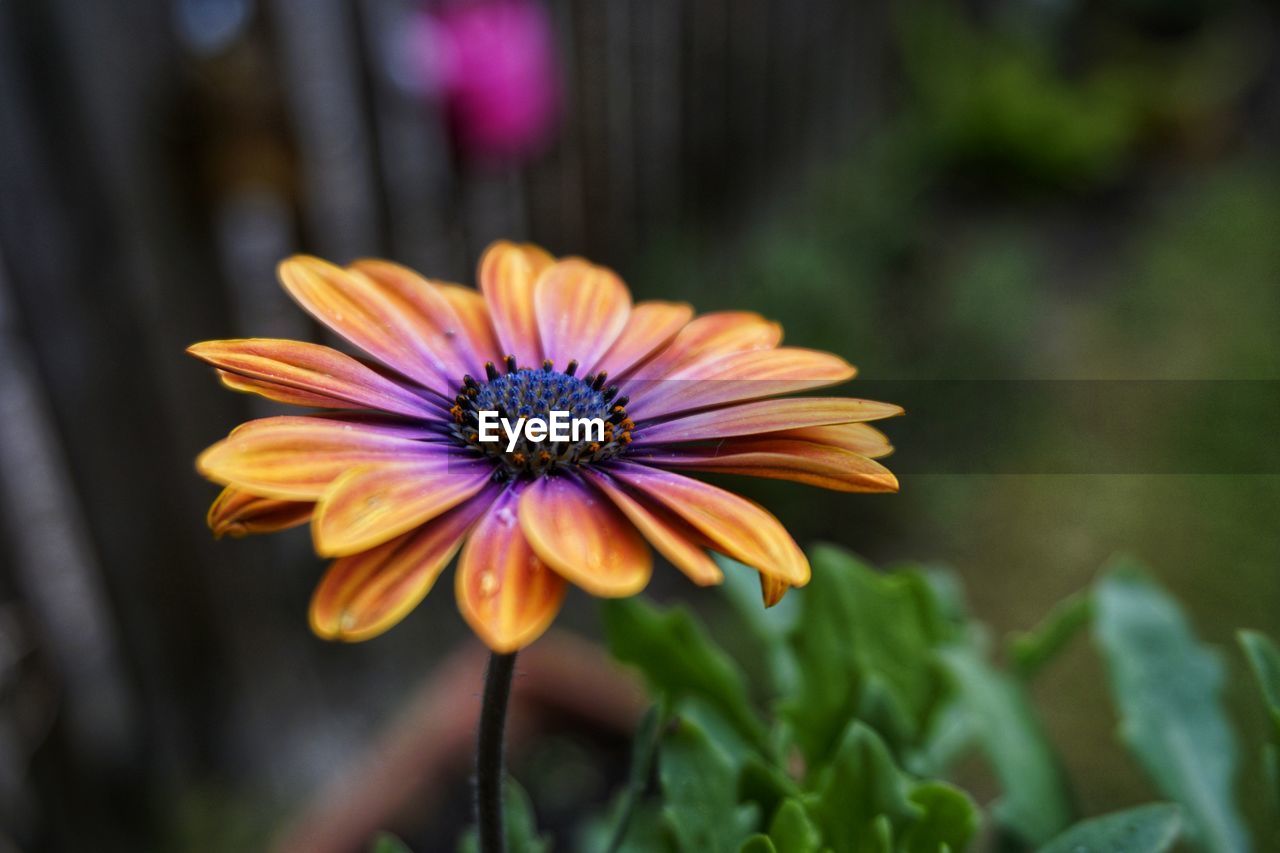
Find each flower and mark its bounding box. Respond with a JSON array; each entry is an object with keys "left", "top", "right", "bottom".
[
  {"left": 191, "top": 242, "right": 901, "bottom": 652},
  {"left": 406, "top": 0, "right": 561, "bottom": 161}
]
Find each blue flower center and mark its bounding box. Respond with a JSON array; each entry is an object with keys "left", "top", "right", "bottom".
[{"left": 449, "top": 356, "right": 634, "bottom": 478}]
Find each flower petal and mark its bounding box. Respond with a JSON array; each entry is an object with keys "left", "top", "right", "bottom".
[
  {"left": 432, "top": 281, "right": 504, "bottom": 367},
  {"left": 637, "top": 397, "right": 904, "bottom": 444},
  {"left": 189, "top": 338, "right": 435, "bottom": 418},
  {"left": 584, "top": 470, "right": 722, "bottom": 586},
  {"left": 769, "top": 422, "right": 894, "bottom": 459},
  {"left": 518, "top": 474, "right": 652, "bottom": 597},
  {"left": 456, "top": 486, "right": 566, "bottom": 652},
  {"left": 196, "top": 416, "right": 436, "bottom": 500},
  {"left": 478, "top": 241, "right": 554, "bottom": 368},
  {"left": 760, "top": 574, "right": 790, "bottom": 607},
  {"left": 594, "top": 301, "right": 694, "bottom": 379},
  {"left": 636, "top": 439, "right": 899, "bottom": 493},
  {"left": 534, "top": 258, "right": 631, "bottom": 373},
  {"left": 607, "top": 461, "right": 808, "bottom": 586},
  {"left": 207, "top": 486, "right": 312, "bottom": 538},
  {"left": 217, "top": 370, "right": 366, "bottom": 410},
  {"left": 627, "top": 348, "right": 857, "bottom": 421},
  {"left": 278, "top": 256, "right": 455, "bottom": 391},
  {"left": 309, "top": 484, "right": 496, "bottom": 642},
  {"left": 348, "top": 259, "right": 496, "bottom": 378},
  {"left": 312, "top": 453, "right": 496, "bottom": 557},
  {"left": 619, "top": 311, "right": 782, "bottom": 380}
]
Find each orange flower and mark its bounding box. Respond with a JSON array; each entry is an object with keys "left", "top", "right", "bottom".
[{"left": 191, "top": 242, "right": 901, "bottom": 652}]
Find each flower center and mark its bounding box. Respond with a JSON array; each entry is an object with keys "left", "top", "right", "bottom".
[{"left": 449, "top": 356, "right": 635, "bottom": 478}]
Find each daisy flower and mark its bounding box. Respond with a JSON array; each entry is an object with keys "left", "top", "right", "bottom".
[{"left": 191, "top": 242, "right": 901, "bottom": 652}]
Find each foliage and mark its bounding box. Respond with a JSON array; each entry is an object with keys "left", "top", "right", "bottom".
[
  {"left": 436, "top": 546, "right": 1280, "bottom": 852},
  {"left": 581, "top": 545, "right": 1269, "bottom": 850}
]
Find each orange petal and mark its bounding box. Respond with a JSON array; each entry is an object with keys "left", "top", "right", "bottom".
[
  {"left": 620, "top": 311, "right": 782, "bottom": 380},
  {"left": 638, "top": 397, "right": 903, "bottom": 444},
  {"left": 312, "top": 454, "right": 495, "bottom": 557},
  {"left": 534, "top": 258, "right": 631, "bottom": 373},
  {"left": 639, "top": 439, "right": 899, "bottom": 493},
  {"left": 594, "top": 301, "right": 694, "bottom": 379},
  {"left": 518, "top": 475, "right": 653, "bottom": 597},
  {"left": 348, "top": 259, "right": 496, "bottom": 378},
  {"left": 607, "top": 462, "right": 809, "bottom": 586},
  {"left": 627, "top": 348, "right": 856, "bottom": 421},
  {"left": 207, "top": 486, "right": 312, "bottom": 538},
  {"left": 760, "top": 574, "right": 790, "bottom": 607},
  {"left": 585, "top": 471, "right": 722, "bottom": 586},
  {"left": 278, "top": 256, "right": 455, "bottom": 391},
  {"left": 432, "top": 281, "right": 504, "bottom": 367},
  {"left": 456, "top": 487, "right": 566, "bottom": 652},
  {"left": 196, "top": 416, "right": 436, "bottom": 500},
  {"left": 770, "top": 422, "right": 895, "bottom": 459},
  {"left": 189, "top": 338, "right": 435, "bottom": 417},
  {"left": 478, "top": 241, "right": 554, "bottom": 368},
  {"left": 309, "top": 485, "right": 495, "bottom": 641},
  {"left": 217, "top": 370, "right": 365, "bottom": 410}
]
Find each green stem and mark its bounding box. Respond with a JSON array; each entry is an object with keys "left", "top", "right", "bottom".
[
  {"left": 606, "top": 704, "right": 667, "bottom": 853},
  {"left": 476, "top": 651, "right": 517, "bottom": 853}
]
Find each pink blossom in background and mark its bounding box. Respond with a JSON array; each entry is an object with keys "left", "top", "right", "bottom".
[{"left": 408, "top": 0, "right": 562, "bottom": 162}]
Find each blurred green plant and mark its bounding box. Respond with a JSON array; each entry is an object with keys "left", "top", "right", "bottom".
[
  {"left": 576, "top": 548, "right": 1264, "bottom": 845},
  {"left": 425, "top": 546, "right": 1279, "bottom": 851}
]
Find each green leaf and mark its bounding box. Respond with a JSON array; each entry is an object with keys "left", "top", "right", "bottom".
[
  {"left": 1239, "top": 630, "right": 1280, "bottom": 820},
  {"left": 718, "top": 554, "right": 801, "bottom": 695},
  {"left": 456, "top": 779, "right": 550, "bottom": 853},
  {"left": 739, "top": 836, "right": 779, "bottom": 853},
  {"left": 604, "top": 598, "right": 768, "bottom": 750},
  {"left": 577, "top": 800, "right": 676, "bottom": 853},
  {"left": 1038, "top": 804, "right": 1181, "bottom": 853},
  {"left": 1239, "top": 631, "right": 1280, "bottom": 741},
  {"left": 806, "top": 722, "right": 921, "bottom": 853},
  {"left": 371, "top": 833, "right": 412, "bottom": 853},
  {"left": 767, "top": 798, "right": 821, "bottom": 853},
  {"left": 1093, "top": 565, "right": 1249, "bottom": 853},
  {"left": 900, "top": 781, "right": 980, "bottom": 853},
  {"left": 938, "top": 646, "right": 1071, "bottom": 844},
  {"left": 660, "top": 716, "right": 757, "bottom": 853},
  {"left": 781, "top": 547, "right": 950, "bottom": 764},
  {"left": 1009, "top": 591, "right": 1092, "bottom": 680}
]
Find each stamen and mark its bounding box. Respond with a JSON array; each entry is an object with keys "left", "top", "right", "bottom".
[{"left": 447, "top": 360, "right": 635, "bottom": 478}]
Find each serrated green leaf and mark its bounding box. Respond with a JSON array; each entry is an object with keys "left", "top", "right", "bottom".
[
  {"left": 1093, "top": 565, "right": 1249, "bottom": 853},
  {"left": 456, "top": 778, "right": 549, "bottom": 853},
  {"left": 660, "top": 717, "right": 758, "bottom": 853},
  {"left": 371, "top": 832, "right": 412, "bottom": 853},
  {"left": 1009, "top": 591, "right": 1092, "bottom": 680},
  {"left": 768, "top": 798, "right": 821, "bottom": 853},
  {"left": 1038, "top": 803, "right": 1181, "bottom": 853},
  {"left": 938, "top": 646, "right": 1071, "bottom": 845},
  {"left": 781, "top": 547, "right": 950, "bottom": 764},
  {"left": 604, "top": 598, "right": 768, "bottom": 751},
  {"left": 807, "top": 722, "right": 921, "bottom": 853},
  {"left": 900, "top": 781, "right": 980, "bottom": 853}
]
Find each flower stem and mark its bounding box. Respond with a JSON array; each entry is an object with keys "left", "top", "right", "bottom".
[{"left": 476, "top": 651, "right": 517, "bottom": 853}]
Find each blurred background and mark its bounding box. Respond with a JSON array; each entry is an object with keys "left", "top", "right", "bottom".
[{"left": 2, "top": 0, "right": 1280, "bottom": 850}]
